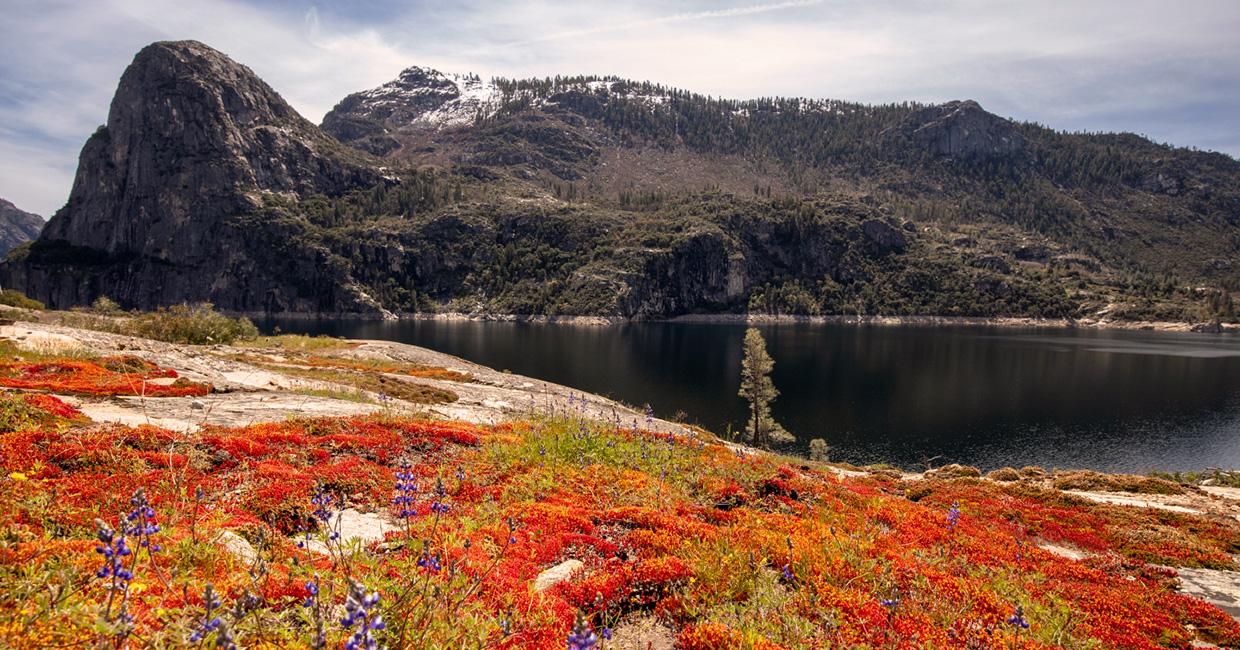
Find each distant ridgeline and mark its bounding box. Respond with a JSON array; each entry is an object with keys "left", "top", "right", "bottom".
[
  {"left": 4, "top": 40, "right": 1237, "bottom": 321},
  {"left": 0, "top": 199, "right": 43, "bottom": 257}
]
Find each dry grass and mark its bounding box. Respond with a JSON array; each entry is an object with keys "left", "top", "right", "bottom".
[
  {"left": 239, "top": 334, "right": 358, "bottom": 352},
  {"left": 1052, "top": 469, "right": 1187, "bottom": 495},
  {"left": 986, "top": 467, "right": 1022, "bottom": 482},
  {"left": 271, "top": 365, "right": 457, "bottom": 405},
  {"left": 924, "top": 463, "right": 983, "bottom": 479},
  {"left": 1019, "top": 466, "right": 1048, "bottom": 479}
]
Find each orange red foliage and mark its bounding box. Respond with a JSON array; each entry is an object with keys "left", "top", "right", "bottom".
[
  {"left": 1, "top": 409, "right": 1239, "bottom": 648},
  {"left": 0, "top": 356, "right": 210, "bottom": 397}
]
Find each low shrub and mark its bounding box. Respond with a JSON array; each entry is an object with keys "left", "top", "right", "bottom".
[
  {"left": 1150, "top": 469, "right": 1240, "bottom": 488},
  {"left": 125, "top": 303, "right": 259, "bottom": 345},
  {"left": 986, "top": 467, "right": 1022, "bottom": 482},
  {"left": 808, "top": 438, "right": 830, "bottom": 462},
  {"left": 89, "top": 296, "right": 123, "bottom": 315},
  {"left": 0, "top": 289, "right": 45, "bottom": 311},
  {"left": 0, "top": 392, "right": 85, "bottom": 432},
  {"left": 1019, "top": 466, "right": 1048, "bottom": 479},
  {"left": 1053, "top": 470, "right": 1186, "bottom": 495},
  {"left": 924, "top": 463, "right": 983, "bottom": 479}
]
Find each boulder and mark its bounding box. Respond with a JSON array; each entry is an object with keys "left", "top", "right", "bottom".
[
  {"left": 860, "top": 219, "right": 908, "bottom": 251},
  {"left": 971, "top": 255, "right": 1012, "bottom": 274},
  {"left": 1191, "top": 321, "right": 1224, "bottom": 334},
  {"left": 533, "top": 559, "right": 583, "bottom": 592},
  {"left": 216, "top": 530, "right": 257, "bottom": 564}
]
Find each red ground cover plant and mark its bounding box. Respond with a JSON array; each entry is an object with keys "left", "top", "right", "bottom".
[
  {"left": 0, "top": 391, "right": 88, "bottom": 435},
  {"left": 1, "top": 403, "right": 1238, "bottom": 648},
  {"left": 0, "top": 356, "right": 211, "bottom": 397}
]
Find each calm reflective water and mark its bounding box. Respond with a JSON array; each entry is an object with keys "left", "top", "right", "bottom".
[{"left": 260, "top": 319, "right": 1240, "bottom": 472}]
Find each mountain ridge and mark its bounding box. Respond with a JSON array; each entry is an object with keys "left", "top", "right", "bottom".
[
  {"left": 3, "top": 40, "right": 1236, "bottom": 322},
  {"left": 0, "top": 198, "right": 44, "bottom": 256}
]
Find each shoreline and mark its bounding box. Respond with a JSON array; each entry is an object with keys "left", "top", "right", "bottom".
[{"left": 247, "top": 310, "right": 1237, "bottom": 334}]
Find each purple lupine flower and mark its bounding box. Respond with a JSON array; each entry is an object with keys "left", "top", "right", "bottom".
[
  {"left": 430, "top": 477, "right": 450, "bottom": 514},
  {"left": 781, "top": 564, "right": 794, "bottom": 582},
  {"left": 303, "top": 576, "right": 327, "bottom": 649},
  {"left": 644, "top": 405, "right": 654, "bottom": 427},
  {"left": 417, "top": 549, "right": 443, "bottom": 573},
  {"left": 125, "top": 489, "right": 161, "bottom": 552},
  {"left": 1007, "top": 605, "right": 1029, "bottom": 630},
  {"left": 947, "top": 501, "right": 961, "bottom": 531},
  {"left": 393, "top": 461, "right": 419, "bottom": 519},
  {"left": 303, "top": 579, "right": 319, "bottom": 609},
  {"left": 880, "top": 586, "right": 901, "bottom": 612},
  {"left": 567, "top": 611, "right": 599, "bottom": 650},
  {"left": 341, "top": 580, "right": 384, "bottom": 650},
  {"left": 229, "top": 591, "right": 262, "bottom": 620},
  {"left": 310, "top": 483, "right": 340, "bottom": 541},
  {"left": 95, "top": 516, "right": 139, "bottom": 639},
  {"left": 188, "top": 584, "right": 224, "bottom": 643},
  {"left": 94, "top": 519, "right": 132, "bottom": 584},
  {"left": 311, "top": 485, "right": 335, "bottom": 524}
]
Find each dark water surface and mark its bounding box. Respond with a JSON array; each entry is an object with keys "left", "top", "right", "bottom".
[{"left": 260, "top": 319, "right": 1240, "bottom": 472}]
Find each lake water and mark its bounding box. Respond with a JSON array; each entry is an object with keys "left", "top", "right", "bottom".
[{"left": 259, "top": 319, "right": 1240, "bottom": 473}]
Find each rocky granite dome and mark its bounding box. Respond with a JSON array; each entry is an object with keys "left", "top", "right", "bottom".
[
  {"left": 3, "top": 42, "right": 1238, "bottom": 321},
  {"left": 0, "top": 199, "right": 44, "bottom": 256},
  {"left": 886, "top": 100, "right": 1030, "bottom": 157},
  {"left": 4, "top": 41, "right": 385, "bottom": 314}
]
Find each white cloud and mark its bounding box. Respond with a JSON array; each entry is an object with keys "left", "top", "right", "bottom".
[{"left": 1, "top": 0, "right": 1237, "bottom": 216}]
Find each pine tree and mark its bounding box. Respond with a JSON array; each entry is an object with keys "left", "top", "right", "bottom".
[{"left": 738, "top": 328, "right": 790, "bottom": 447}]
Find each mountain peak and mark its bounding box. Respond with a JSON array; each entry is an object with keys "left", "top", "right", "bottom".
[
  {"left": 0, "top": 198, "right": 44, "bottom": 256},
  {"left": 12, "top": 39, "right": 380, "bottom": 312},
  {"left": 891, "top": 99, "right": 1028, "bottom": 157},
  {"left": 118, "top": 39, "right": 301, "bottom": 128},
  {"left": 322, "top": 65, "right": 499, "bottom": 155}
]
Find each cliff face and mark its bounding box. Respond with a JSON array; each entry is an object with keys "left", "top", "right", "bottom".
[
  {"left": 4, "top": 41, "right": 384, "bottom": 313},
  {"left": 0, "top": 199, "right": 44, "bottom": 256},
  {"left": 889, "top": 100, "right": 1029, "bottom": 157}
]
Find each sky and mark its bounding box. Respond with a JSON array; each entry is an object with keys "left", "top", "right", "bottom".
[{"left": 2, "top": 0, "right": 1238, "bottom": 216}]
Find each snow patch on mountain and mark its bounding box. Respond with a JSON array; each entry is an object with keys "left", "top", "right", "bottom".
[{"left": 416, "top": 74, "right": 502, "bottom": 128}]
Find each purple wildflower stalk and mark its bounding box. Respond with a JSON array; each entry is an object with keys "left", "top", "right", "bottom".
[
  {"left": 946, "top": 501, "right": 961, "bottom": 531},
  {"left": 303, "top": 576, "right": 327, "bottom": 649},
  {"left": 567, "top": 611, "right": 599, "bottom": 650},
  {"left": 341, "top": 580, "right": 385, "bottom": 650},
  {"left": 188, "top": 584, "right": 223, "bottom": 643},
  {"left": 393, "top": 461, "right": 419, "bottom": 519}
]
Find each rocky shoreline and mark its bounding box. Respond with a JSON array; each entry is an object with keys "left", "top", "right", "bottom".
[
  {"left": 245, "top": 310, "right": 1237, "bottom": 333},
  {"left": 0, "top": 316, "right": 686, "bottom": 434}
]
